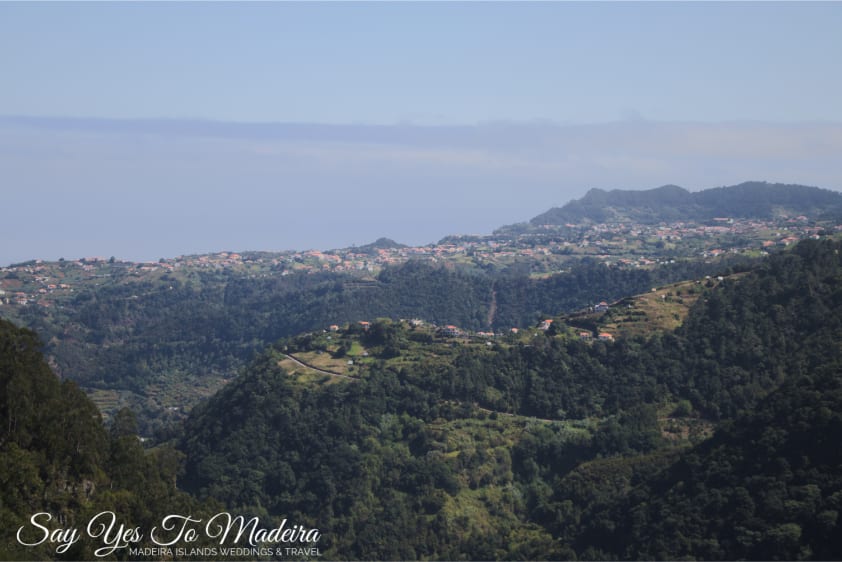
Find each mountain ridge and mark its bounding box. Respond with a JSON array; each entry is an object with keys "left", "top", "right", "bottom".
[{"left": 525, "top": 181, "right": 842, "bottom": 227}]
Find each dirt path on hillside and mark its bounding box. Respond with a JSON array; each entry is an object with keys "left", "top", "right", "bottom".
[{"left": 281, "top": 353, "right": 358, "bottom": 380}]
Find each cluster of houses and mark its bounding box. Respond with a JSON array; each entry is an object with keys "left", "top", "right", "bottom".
[
  {"left": 106, "top": 215, "right": 829, "bottom": 277},
  {"left": 539, "top": 317, "right": 614, "bottom": 342},
  {"left": 578, "top": 331, "right": 615, "bottom": 342},
  {"left": 3, "top": 213, "right": 836, "bottom": 311},
  {"left": 0, "top": 264, "right": 75, "bottom": 307}
]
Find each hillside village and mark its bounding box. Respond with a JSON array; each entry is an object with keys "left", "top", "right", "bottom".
[{"left": 1, "top": 215, "right": 836, "bottom": 310}]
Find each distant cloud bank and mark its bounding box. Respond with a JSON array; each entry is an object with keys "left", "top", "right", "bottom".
[{"left": 2, "top": 116, "right": 840, "bottom": 265}]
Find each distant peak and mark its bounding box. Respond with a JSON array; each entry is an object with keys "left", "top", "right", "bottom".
[
  {"left": 654, "top": 184, "right": 688, "bottom": 193},
  {"left": 353, "top": 237, "right": 407, "bottom": 253},
  {"left": 369, "top": 237, "right": 406, "bottom": 249}
]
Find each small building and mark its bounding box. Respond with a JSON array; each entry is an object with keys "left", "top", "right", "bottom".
[
  {"left": 579, "top": 331, "right": 592, "bottom": 341},
  {"left": 439, "top": 325, "right": 461, "bottom": 337},
  {"left": 358, "top": 321, "right": 371, "bottom": 331},
  {"left": 594, "top": 301, "right": 609, "bottom": 312},
  {"left": 328, "top": 324, "right": 340, "bottom": 332},
  {"left": 538, "top": 319, "right": 553, "bottom": 331},
  {"left": 598, "top": 332, "right": 614, "bottom": 342}
]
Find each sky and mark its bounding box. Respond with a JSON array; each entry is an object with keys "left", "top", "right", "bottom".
[{"left": 1, "top": 1, "right": 842, "bottom": 265}]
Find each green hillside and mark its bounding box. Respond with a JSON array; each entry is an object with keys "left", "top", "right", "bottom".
[
  {"left": 572, "top": 367, "right": 842, "bottom": 560},
  {"left": 0, "top": 319, "right": 214, "bottom": 560},
  {"left": 179, "top": 239, "right": 842, "bottom": 559},
  {"left": 530, "top": 181, "right": 842, "bottom": 226}
]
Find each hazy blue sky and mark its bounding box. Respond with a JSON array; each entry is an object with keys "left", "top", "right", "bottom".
[{"left": 2, "top": 1, "right": 841, "bottom": 264}]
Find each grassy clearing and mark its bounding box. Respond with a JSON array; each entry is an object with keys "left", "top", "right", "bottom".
[
  {"left": 293, "top": 350, "right": 352, "bottom": 375},
  {"left": 599, "top": 280, "right": 703, "bottom": 337},
  {"left": 277, "top": 356, "right": 349, "bottom": 385},
  {"left": 593, "top": 273, "right": 747, "bottom": 339}
]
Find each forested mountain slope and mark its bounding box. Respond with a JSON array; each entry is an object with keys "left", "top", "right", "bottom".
[
  {"left": 0, "top": 319, "right": 212, "bottom": 560},
  {"left": 572, "top": 367, "right": 842, "bottom": 560},
  {"left": 179, "top": 239, "right": 842, "bottom": 559}
]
